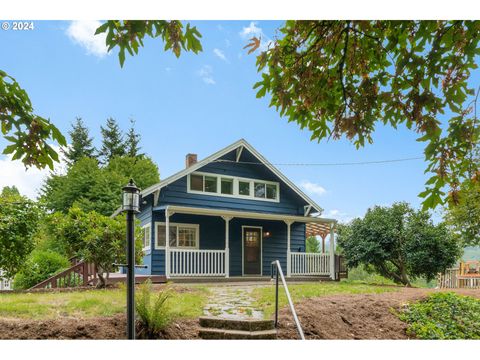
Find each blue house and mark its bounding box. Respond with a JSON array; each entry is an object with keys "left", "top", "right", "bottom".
[{"left": 135, "top": 139, "right": 340, "bottom": 280}]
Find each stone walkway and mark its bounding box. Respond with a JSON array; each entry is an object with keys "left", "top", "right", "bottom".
[{"left": 203, "top": 284, "right": 268, "bottom": 320}]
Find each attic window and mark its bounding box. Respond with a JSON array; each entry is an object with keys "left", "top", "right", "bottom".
[
  {"left": 190, "top": 174, "right": 203, "bottom": 191},
  {"left": 238, "top": 181, "right": 250, "bottom": 196},
  {"left": 188, "top": 172, "right": 279, "bottom": 202},
  {"left": 221, "top": 178, "right": 233, "bottom": 195},
  {"left": 204, "top": 176, "right": 217, "bottom": 193}
]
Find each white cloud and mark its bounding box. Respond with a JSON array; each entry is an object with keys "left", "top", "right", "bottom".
[
  {"left": 240, "top": 21, "right": 264, "bottom": 39},
  {"left": 0, "top": 145, "right": 67, "bottom": 200},
  {"left": 300, "top": 180, "right": 327, "bottom": 196},
  {"left": 239, "top": 21, "right": 273, "bottom": 53},
  {"left": 197, "top": 65, "right": 216, "bottom": 85},
  {"left": 66, "top": 20, "right": 108, "bottom": 57},
  {"left": 325, "top": 209, "right": 356, "bottom": 224},
  {"left": 213, "top": 48, "right": 228, "bottom": 62}
]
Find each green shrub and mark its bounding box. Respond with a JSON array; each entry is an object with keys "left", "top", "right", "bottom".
[
  {"left": 347, "top": 265, "right": 396, "bottom": 285},
  {"left": 13, "top": 250, "right": 70, "bottom": 289},
  {"left": 135, "top": 280, "right": 172, "bottom": 339},
  {"left": 399, "top": 292, "right": 480, "bottom": 339}
]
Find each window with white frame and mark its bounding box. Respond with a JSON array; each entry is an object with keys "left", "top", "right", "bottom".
[
  {"left": 188, "top": 172, "right": 279, "bottom": 202},
  {"left": 155, "top": 222, "right": 199, "bottom": 249},
  {"left": 142, "top": 224, "right": 151, "bottom": 250}
]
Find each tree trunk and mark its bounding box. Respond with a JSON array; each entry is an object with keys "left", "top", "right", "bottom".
[
  {"left": 96, "top": 272, "right": 106, "bottom": 288},
  {"left": 96, "top": 264, "right": 108, "bottom": 288},
  {"left": 398, "top": 261, "right": 411, "bottom": 287}
]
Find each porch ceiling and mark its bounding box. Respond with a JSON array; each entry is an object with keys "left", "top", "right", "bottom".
[{"left": 154, "top": 205, "right": 337, "bottom": 226}]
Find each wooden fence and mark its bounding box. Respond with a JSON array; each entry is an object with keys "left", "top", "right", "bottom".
[{"left": 438, "top": 268, "right": 480, "bottom": 289}]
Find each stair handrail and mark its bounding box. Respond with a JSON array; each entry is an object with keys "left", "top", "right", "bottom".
[
  {"left": 29, "top": 261, "right": 96, "bottom": 290},
  {"left": 271, "top": 260, "right": 305, "bottom": 340}
]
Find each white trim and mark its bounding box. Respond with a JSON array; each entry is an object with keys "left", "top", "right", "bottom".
[
  {"left": 285, "top": 220, "right": 293, "bottom": 277},
  {"left": 304, "top": 205, "right": 312, "bottom": 217},
  {"left": 153, "top": 190, "right": 160, "bottom": 207},
  {"left": 241, "top": 225, "right": 263, "bottom": 276},
  {"left": 154, "top": 221, "right": 200, "bottom": 250},
  {"left": 163, "top": 205, "right": 337, "bottom": 225},
  {"left": 236, "top": 146, "right": 243, "bottom": 162},
  {"left": 187, "top": 171, "right": 280, "bottom": 203},
  {"left": 141, "top": 223, "right": 152, "bottom": 251},
  {"left": 329, "top": 223, "right": 336, "bottom": 280},
  {"left": 222, "top": 216, "right": 232, "bottom": 278},
  {"left": 138, "top": 139, "right": 324, "bottom": 214}
]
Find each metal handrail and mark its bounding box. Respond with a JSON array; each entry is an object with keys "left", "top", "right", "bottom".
[{"left": 271, "top": 260, "right": 305, "bottom": 340}]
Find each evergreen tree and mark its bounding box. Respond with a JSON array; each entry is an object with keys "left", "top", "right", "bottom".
[
  {"left": 62, "top": 117, "right": 96, "bottom": 165},
  {"left": 125, "top": 118, "right": 143, "bottom": 158},
  {"left": 98, "top": 118, "right": 125, "bottom": 164},
  {"left": 41, "top": 156, "right": 160, "bottom": 216},
  {"left": 1, "top": 185, "right": 20, "bottom": 197}
]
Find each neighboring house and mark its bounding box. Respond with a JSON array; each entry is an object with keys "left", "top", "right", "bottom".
[
  {"left": 0, "top": 270, "right": 12, "bottom": 290},
  {"left": 134, "top": 139, "right": 341, "bottom": 280}
]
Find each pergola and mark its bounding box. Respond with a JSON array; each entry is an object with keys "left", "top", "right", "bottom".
[{"left": 306, "top": 223, "right": 335, "bottom": 253}]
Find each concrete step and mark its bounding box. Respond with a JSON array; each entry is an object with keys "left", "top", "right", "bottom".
[
  {"left": 199, "top": 316, "right": 275, "bottom": 332},
  {"left": 199, "top": 327, "right": 277, "bottom": 340}
]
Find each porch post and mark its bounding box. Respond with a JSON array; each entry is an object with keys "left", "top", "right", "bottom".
[
  {"left": 165, "top": 208, "right": 170, "bottom": 278},
  {"left": 285, "top": 220, "right": 293, "bottom": 277},
  {"left": 329, "top": 222, "right": 336, "bottom": 280},
  {"left": 222, "top": 216, "right": 232, "bottom": 278}
]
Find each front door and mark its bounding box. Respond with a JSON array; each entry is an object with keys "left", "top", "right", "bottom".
[{"left": 243, "top": 227, "right": 262, "bottom": 275}]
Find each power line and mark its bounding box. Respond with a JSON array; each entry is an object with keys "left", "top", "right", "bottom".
[{"left": 214, "top": 156, "right": 424, "bottom": 167}]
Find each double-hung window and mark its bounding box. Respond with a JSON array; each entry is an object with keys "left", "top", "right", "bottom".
[
  {"left": 142, "top": 224, "right": 151, "bottom": 250},
  {"left": 155, "top": 222, "right": 199, "bottom": 249}
]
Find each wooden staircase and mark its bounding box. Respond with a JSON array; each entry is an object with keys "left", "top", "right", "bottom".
[
  {"left": 29, "top": 260, "right": 97, "bottom": 290},
  {"left": 198, "top": 317, "right": 277, "bottom": 340}
]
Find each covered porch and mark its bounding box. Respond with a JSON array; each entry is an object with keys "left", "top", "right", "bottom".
[{"left": 153, "top": 205, "right": 340, "bottom": 280}]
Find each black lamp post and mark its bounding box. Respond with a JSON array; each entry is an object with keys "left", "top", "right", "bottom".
[{"left": 122, "top": 179, "right": 140, "bottom": 340}]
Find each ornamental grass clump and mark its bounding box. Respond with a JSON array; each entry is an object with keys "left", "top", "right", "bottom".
[
  {"left": 135, "top": 280, "right": 172, "bottom": 339},
  {"left": 399, "top": 292, "right": 480, "bottom": 339}
]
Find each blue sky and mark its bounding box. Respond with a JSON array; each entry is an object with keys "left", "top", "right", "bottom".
[{"left": 1, "top": 20, "right": 478, "bottom": 223}]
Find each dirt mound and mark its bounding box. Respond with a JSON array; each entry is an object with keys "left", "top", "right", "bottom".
[
  {"left": 1, "top": 287, "right": 478, "bottom": 340},
  {"left": 276, "top": 288, "right": 480, "bottom": 340},
  {"left": 0, "top": 315, "right": 200, "bottom": 340}
]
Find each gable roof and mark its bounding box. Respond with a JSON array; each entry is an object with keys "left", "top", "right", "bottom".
[{"left": 141, "top": 139, "right": 323, "bottom": 215}]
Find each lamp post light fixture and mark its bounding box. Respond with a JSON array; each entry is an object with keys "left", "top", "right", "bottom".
[
  {"left": 122, "top": 179, "right": 140, "bottom": 340},
  {"left": 122, "top": 179, "right": 141, "bottom": 213}
]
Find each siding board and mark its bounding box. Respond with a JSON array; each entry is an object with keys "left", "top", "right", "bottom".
[{"left": 134, "top": 147, "right": 311, "bottom": 276}]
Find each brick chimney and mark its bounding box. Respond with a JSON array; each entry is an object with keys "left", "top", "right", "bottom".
[{"left": 185, "top": 153, "right": 198, "bottom": 168}]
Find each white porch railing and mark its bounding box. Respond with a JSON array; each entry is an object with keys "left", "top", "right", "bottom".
[
  {"left": 290, "top": 252, "right": 330, "bottom": 276},
  {"left": 168, "top": 249, "right": 226, "bottom": 277}
]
